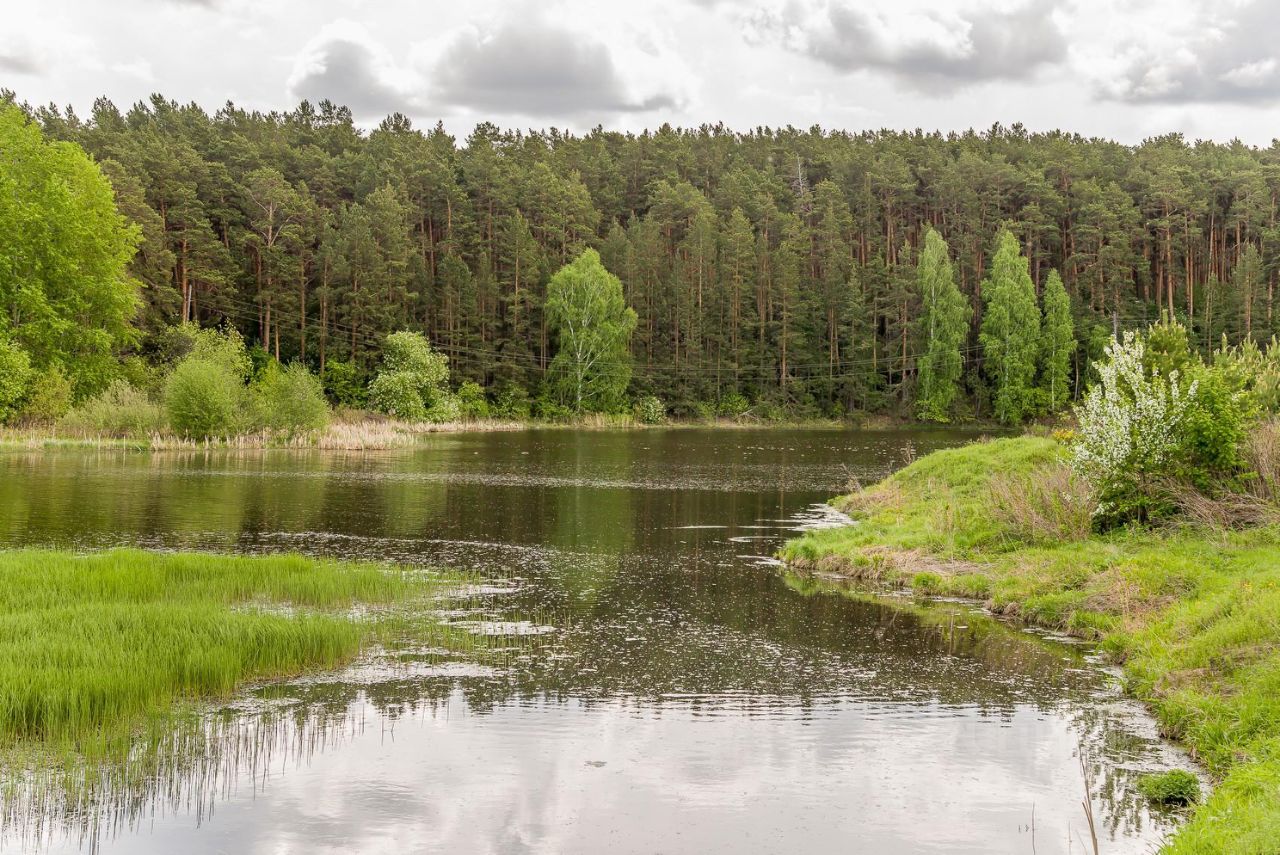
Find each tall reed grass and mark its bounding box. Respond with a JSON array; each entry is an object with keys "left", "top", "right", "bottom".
[{"left": 0, "top": 549, "right": 450, "bottom": 755}]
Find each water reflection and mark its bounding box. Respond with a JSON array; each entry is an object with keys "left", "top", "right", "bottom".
[{"left": 0, "top": 429, "right": 1190, "bottom": 853}]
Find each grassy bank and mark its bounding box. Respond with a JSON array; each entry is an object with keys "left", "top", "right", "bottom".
[
  {"left": 0, "top": 549, "right": 457, "bottom": 760},
  {"left": 781, "top": 437, "right": 1280, "bottom": 854}
]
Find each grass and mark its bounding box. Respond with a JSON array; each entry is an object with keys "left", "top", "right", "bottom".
[
  {"left": 780, "top": 436, "right": 1280, "bottom": 854},
  {"left": 0, "top": 549, "right": 456, "bottom": 758}
]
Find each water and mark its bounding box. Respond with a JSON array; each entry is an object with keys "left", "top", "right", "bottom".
[{"left": 0, "top": 428, "right": 1190, "bottom": 853}]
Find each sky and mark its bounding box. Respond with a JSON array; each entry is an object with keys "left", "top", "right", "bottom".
[{"left": 3, "top": 0, "right": 1280, "bottom": 144}]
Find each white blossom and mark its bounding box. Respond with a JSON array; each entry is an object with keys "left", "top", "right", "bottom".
[{"left": 1071, "top": 332, "right": 1197, "bottom": 516}]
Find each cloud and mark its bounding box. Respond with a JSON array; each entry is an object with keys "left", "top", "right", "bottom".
[
  {"left": 751, "top": 0, "right": 1067, "bottom": 89},
  {"left": 287, "top": 22, "right": 419, "bottom": 118},
  {"left": 0, "top": 35, "right": 40, "bottom": 74},
  {"left": 424, "top": 15, "right": 687, "bottom": 118},
  {"left": 1103, "top": 1, "right": 1280, "bottom": 104}
]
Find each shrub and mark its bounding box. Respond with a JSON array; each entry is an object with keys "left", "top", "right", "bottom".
[
  {"left": 632, "top": 395, "right": 666, "bottom": 424},
  {"left": 456, "top": 381, "right": 490, "bottom": 419},
  {"left": 1072, "top": 331, "right": 1196, "bottom": 525},
  {"left": 16, "top": 364, "right": 73, "bottom": 425},
  {"left": 367, "top": 371, "right": 425, "bottom": 420},
  {"left": 491, "top": 383, "right": 531, "bottom": 419},
  {"left": 533, "top": 395, "right": 573, "bottom": 422},
  {"left": 165, "top": 359, "right": 245, "bottom": 438},
  {"left": 161, "top": 323, "right": 252, "bottom": 379},
  {"left": 1137, "top": 770, "right": 1200, "bottom": 806},
  {"left": 368, "top": 331, "right": 452, "bottom": 420},
  {"left": 0, "top": 338, "right": 33, "bottom": 424},
  {"left": 321, "top": 360, "right": 365, "bottom": 408},
  {"left": 253, "top": 362, "right": 330, "bottom": 435},
  {"left": 61, "top": 380, "right": 165, "bottom": 438},
  {"left": 424, "top": 394, "right": 462, "bottom": 423},
  {"left": 1173, "top": 361, "right": 1254, "bottom": 493},
  {"left": 718, "top": 392, "right": 750, "bottom": 419}
]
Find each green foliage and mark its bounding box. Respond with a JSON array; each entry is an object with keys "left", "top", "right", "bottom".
[
  {"left": 252, "top": 362, "right": 330, "bottom": 435},
  {"left": 1038, "top": 270, "right": 1074, "bottom": 412},
  {"left": 1137, "top": 770, "right": 1200, "bottom": 806},
  {"left": 491, "top": 383, "right": 531, "bottom": 420},
  {"left": 0, "top": 107, "right": 139, "bottom": 396},
  {"left": 0, "top": 338, "right": 34, "bottom": 424},
  {"left": 60, "top": 380, "right": 165, "bottom": 438},
  {"left": 980, "top": 231, "right": 1041, "bottom": 424},
  {"left": 321, "top": 360, "right": 366, "bottom": 409},
  {"left": 717, "top": 392, "right": 750, "bottom": 419},
  {"left": 16, "top": 364, "right": 73, "bottom": 425},
  {"left": 164, "top": 358, "right": 245, "bottom": 439},
  {"left": 456, "top": 381, "right": 490, "bottom": 419},
  {"left": 368, "top": 331, "right": 453, "bottom": 421},
  {"left": 1174, "top": 360, "right": 1255, "bottom": 493},
  {"left": 546, "top": 249, "right": 637, "bottom": 412},
  {"left": 367, "top": 371, "right": 426, "bottom": 420},
  {"left": 632, "top": 395, "right": 667, "bottom": 424},
  {"left": 915, "top": 229, "right": 971, "bottom": 422}
]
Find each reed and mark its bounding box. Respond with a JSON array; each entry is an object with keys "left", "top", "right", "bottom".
[{"left": 0, "top": 549, "right": 455, "bottom": 756}]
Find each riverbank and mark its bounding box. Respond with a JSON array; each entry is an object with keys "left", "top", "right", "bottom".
[
  {"left": 0, "top": 411, "right": 989, "bottom": 452},
  {"left": 780, "top": 436, "right": 1280, "bottom": 854},
  {"left": 0, "top": 549, "right": 460, "bottom": 763}
]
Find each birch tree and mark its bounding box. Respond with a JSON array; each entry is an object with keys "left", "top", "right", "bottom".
[{"left": 546, "top": 249, "right": 637, "bottom": 412}]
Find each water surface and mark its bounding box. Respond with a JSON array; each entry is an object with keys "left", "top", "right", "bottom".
[{"left": 0, "top": 429, "right": 1190, "bottom": 853}]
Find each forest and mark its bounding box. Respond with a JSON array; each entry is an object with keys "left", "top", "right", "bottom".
[{"left": 5, "top": 88, "right": 1280, "bottom": 422}]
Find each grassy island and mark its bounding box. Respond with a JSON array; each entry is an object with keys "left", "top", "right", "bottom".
[
  {"left": 782, "top": 436, "right": 1280, "bottom": 854},
  {"left": 0, "top": 549, "right": 455, "bottom": 761}
]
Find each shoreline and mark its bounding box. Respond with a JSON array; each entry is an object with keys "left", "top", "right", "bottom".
[
  {"left": 780, "top": 436, "right": 1280, "bottom": 854},
  {"left": 0, "top": 414, "right": 1006, "bottom": 453}
]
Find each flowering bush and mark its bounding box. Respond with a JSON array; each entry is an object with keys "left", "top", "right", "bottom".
[{"left": 1072, "top": 331, "right": 1197, "bottom": 524}]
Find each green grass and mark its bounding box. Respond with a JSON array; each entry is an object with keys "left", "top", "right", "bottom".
[
  {"left": 781, "top": 436, "right": 1280, "bottom": 854},
  {"left": 0, "top": 549, "right": 453, "bottom": 757}
]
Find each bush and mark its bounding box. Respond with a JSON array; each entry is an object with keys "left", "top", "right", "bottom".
[
  {"left": 533, "top": 395, "right": 573, "bottom": 422},
  {"left": 1072, "top": 330, "right": 1196, "bottom": 525},
  {"left": 491, "top": 383, "right": 531, "bottom": 419},
  {"left": 61, "top": 380, "right": 166, "bottom": 438},
  {"left": 1174, "top": 361, "right": 1254, "bottom": 493},
  {"left": 632, "top": 395, "right": 666, "bottom": 424},
  {"left": 718, "top": 392, "right": 751, "bottom": 419},
  {"left": 253, "top": 362, "right": 330, "bottom": 435},
  {"left": 16, "top": 364, "right": 73, "bottom": 425},
  {"left": 456, "top": 381, "right": 490, "bottom": 419},
  {"left": 424, "top": 394, "right": 462, "bottom": 423},
  {"left": 1137, "top": 770, "right": 1200, "bottom": 806},
  {"left": 321, "top": 360, "right": 365, "bottom": 408},
  {"left": 0, "top": 338, "right": 33, "bottom": 424},
  {"left": 161, "top": 323, "right": 252, "bottom": 379},
  {"left": 165, "top": 358, "right": 245, "bottom": 438},
  {"left": 368, "top": 331, "right": 452, "bottom": 420},
  {"left": 367, "top": 371, "right": 426, "bottom": 420}
]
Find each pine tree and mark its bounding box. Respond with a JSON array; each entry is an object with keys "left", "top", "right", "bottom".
[
  {"left": 914, "top": 229, "right": 971, "bottom": 422},
  {"left": 1038, "top": 269, "right": 1074, "bottom": 412},
  {"left": 980, "top": 230, "right": 1041, "bottom": 424}
]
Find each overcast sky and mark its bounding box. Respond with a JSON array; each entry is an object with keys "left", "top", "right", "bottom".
[{"left": 4, "top": 0, "right": 1280, "bottom": 144}]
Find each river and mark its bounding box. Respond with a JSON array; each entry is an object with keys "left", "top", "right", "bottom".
[{"left": 0, "top": 428, "right": 1190, "bottom": 853}]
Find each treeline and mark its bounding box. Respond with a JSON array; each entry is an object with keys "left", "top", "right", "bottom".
[{"left": 8, "top": 89, "right": 1280, "bottom": 418}]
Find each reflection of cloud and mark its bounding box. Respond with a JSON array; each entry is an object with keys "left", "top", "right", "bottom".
[
  {"left": 751, "top": 0, "right": 1067, "bottom": 90},
  {"left": 1103, "top": 1, "right": 1280, "bottom": 104}
]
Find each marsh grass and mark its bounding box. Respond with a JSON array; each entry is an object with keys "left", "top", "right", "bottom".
[
  {"left": 0, "top": 549, "right": 461, "bottom": 760},
  {"left": 781, "top": 436, "right": 1280, "bottom": 853}
]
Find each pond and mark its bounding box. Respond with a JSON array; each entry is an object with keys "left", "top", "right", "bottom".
[{"left": 0, "top": 428, "right": 1190, "bottom": 853}]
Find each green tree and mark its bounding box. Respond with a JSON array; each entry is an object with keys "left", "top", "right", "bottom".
[
  {"left": 914, "top": 229, "right": 971, "bottom": 422},
  {"left": 1039, "top": 269, "right": 1074, "bottom": 412},
  {"left": 980, "top": 230, "right": 1041, "bottom": 423},
  {"left": 546, "top": 249, "right": 637, "bottom": 412},
  {"left": 367, "top": 331, "right": 453, "bottom": 420},
  {"left": 0, "top": 107, "right": 139, "bottom": 395}
]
